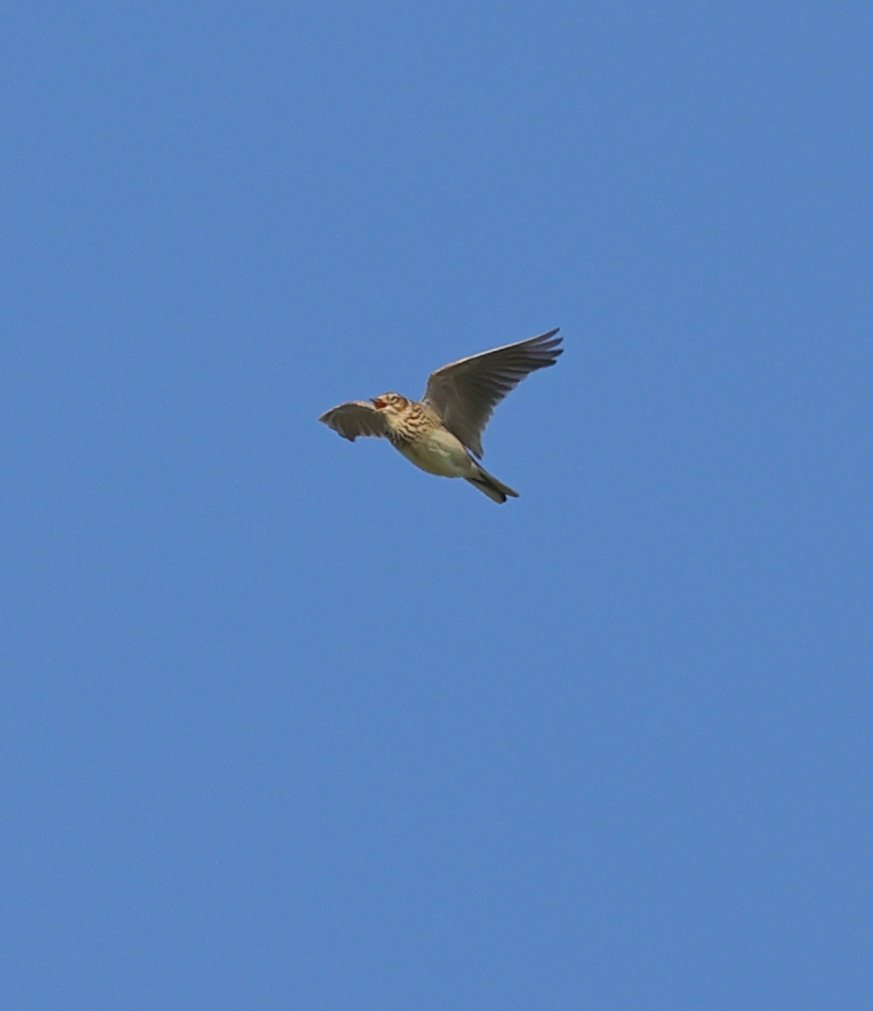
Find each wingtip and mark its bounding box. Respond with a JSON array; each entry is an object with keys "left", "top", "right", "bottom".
[
  {"left": 530, "top": 327, "right": 562, "bottom": 347},
  {"left": 528, "top": 327, "right": 563, "bottom": 362}
]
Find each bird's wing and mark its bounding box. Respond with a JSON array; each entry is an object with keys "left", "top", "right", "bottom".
[
  {"left": 318, "top": 400, "right": 389, "bottom": 441},
  {"left": 421, "top": 328, "right": 563, "bottom": 458}
]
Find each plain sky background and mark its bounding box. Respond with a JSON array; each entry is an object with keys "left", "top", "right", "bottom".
[{"left": 3, "top": 3, "right": 871, "bottom": 1008}]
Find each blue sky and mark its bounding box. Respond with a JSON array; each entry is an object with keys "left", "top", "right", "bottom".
[{"left": 3, "top": 3, "right": 872, "bottom": 1008}]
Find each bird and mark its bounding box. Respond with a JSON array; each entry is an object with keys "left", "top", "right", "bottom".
[{"left": 318, "top": 328, "right": 563, "bottom": 503}]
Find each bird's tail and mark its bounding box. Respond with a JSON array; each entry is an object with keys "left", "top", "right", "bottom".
[{"left": 466, "top": 465, "right": 519, "bottom": 504}]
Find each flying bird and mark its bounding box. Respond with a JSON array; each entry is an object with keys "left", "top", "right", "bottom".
[{"left": 318, "top": 328, "right": 563, "bottom": 503}]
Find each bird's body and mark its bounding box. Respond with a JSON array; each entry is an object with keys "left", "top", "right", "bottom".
[
  {"left": 391, "top": 409, "right": 472, "bottom": 478},
  {"left": 319, "top": 329, "right": 563, "bottom": 503}
]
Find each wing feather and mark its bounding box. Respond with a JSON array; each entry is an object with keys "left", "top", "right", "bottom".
[
  {"left": 422, "top": 329, "right": 563, "bottom": 457},
  {"left": 318, "top": 400, "right": 388, "bottom": 441}
]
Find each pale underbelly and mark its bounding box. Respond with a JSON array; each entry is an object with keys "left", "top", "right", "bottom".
[{"left": 396, "top": 431, "right": 476, "bottom": 478}]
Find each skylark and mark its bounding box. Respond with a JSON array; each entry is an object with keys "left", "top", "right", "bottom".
[{"left": 319, "top": 328, "right": 563, "bottom": 503}]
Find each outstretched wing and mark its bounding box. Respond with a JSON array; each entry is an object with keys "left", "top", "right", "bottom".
[
  {"left": 421, "top": 328, "right": 563, "bottom": 458},
  {"left": 318, "top": 400, "right": 389, "bottom": 441}
]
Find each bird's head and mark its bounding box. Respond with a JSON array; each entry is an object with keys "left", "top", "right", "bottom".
[{"left": 371, "top": 393, "right": 409, "bottom": 416}]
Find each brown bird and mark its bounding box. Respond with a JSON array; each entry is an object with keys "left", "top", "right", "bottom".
[{"left": 318, "top": 328, "right": 563, "bottom": 503}]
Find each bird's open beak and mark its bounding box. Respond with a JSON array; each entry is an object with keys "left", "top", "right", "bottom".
[{"left": 371, "top": 397, "right": 386, "bottom": 410}]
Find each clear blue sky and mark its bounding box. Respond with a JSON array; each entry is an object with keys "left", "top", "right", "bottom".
[{"left": 3, "top": 3, "right": 871, "bottom": 1008}]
